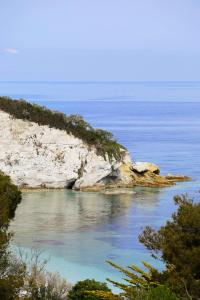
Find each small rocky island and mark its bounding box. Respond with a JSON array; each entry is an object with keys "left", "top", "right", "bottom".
[{"left": 0, "top": 97, "right": 190, "bottom": 191}]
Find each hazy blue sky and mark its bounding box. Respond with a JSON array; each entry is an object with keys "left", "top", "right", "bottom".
[{"left": 0, "top": 0, "right": 200, "bottom": 81}]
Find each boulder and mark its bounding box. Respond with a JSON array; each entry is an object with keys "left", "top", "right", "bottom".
[{"left": 131, "top": 162, "right": 160, "bottom": 174}]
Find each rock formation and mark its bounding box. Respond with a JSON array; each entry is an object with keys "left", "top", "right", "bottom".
[{"left": 0, "top": 100, "right": 190, "bottom": 191}]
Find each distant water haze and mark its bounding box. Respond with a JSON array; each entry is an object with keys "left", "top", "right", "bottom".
[{"left": 1, "top": 81, "right": 200, "bottom": 102}]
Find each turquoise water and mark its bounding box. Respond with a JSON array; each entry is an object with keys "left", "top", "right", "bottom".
[
  {"left": 4, "top": 81, "right": 200, "bottom": 286},
  {"left": 10, "top": 182, "right": 199, "bottom": 287}
]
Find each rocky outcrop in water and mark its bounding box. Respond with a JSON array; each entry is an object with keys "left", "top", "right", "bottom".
[
  {"left": 0, "top": 106, "right": 190, "bottom": 190},
  {"left": 85, "top": 160, "right": 190, "bottom": 191}
]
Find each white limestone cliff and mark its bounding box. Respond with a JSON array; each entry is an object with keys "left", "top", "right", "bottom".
[
  {"left": 0, "top": 109, "right": 190, "bottom": 190},
  {"left": 0, "top": 110, "right": 131, "bottom": 189}
]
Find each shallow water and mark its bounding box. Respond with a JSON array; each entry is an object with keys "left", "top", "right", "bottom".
[
  {"left": 4, "top": 81, "right": 200, "bottom": 285},
  {"left": 10, "top": 182, "right": 199, "bottom": 285}
]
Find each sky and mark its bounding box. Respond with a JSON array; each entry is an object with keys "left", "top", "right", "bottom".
[{"left": 0, "top": 0, "right": 200, "bottom": 81}]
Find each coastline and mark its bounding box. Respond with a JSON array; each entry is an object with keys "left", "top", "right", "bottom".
[{"left": 19, "top": 174, "right": 192, "bottom": 193}]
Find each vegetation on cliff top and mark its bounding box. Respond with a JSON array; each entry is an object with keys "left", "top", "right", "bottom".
[{"left": 0, "top": 96, "right": 125, "bottom": 161}]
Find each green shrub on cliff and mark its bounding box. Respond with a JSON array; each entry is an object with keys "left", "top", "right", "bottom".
[{"left": 0, "top": 97, "right": 125, "bottom": 160}]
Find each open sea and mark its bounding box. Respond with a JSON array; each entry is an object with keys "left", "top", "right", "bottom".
[{"left": 1, "top": 81, "right": 200, "bottom": 288}]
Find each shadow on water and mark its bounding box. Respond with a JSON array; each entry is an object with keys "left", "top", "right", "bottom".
[
  {"left": 10, "top": 188, "right": 161, "bottom": 240},
  {"left": 9, "top": 188, "right": 162, "bottom": 270}
]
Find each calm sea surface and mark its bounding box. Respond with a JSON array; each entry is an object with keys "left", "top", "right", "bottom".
[{"left": 2, "top": 81, "right": 200, "bottom": 287}]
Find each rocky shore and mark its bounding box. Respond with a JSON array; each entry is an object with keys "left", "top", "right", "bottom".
[{"left": 80, "top": 161, "right": 191, "bottom": 191}]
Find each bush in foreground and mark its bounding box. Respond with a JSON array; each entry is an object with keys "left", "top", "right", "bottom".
[
  {"left": 95, "top": 195, "right": 200, "bottom": 300},
  {"left": 67, "top": 279, "right": 111, "bottom": 300},
  {"left": 139, "top": 194, "right": 200, "bottom": 298},
  {"left": 0, "top": 171, "right": 22, "bottom": 300}
]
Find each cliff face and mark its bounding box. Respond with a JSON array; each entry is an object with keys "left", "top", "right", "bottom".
[
  {"left": 0, "top": 105, "right": 190, "bottom": 190},
  {"left": 0, "top": 110, "right": 131, "bottom": 189}
]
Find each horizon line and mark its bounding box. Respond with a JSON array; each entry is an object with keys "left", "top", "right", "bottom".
[{"left": 0, "top": 80, "right": 200, "bottom": 84}]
